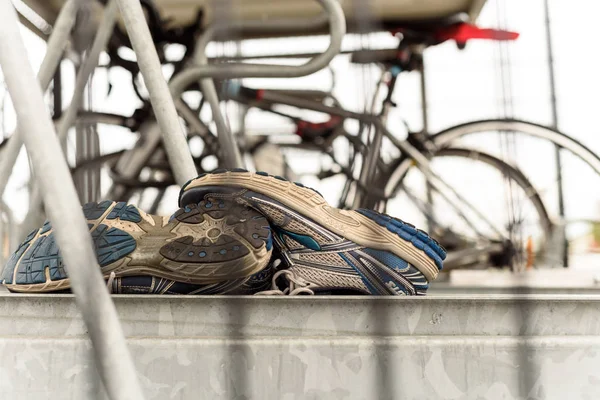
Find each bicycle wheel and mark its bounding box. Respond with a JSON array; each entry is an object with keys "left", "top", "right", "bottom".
[
  {"left": 428, "top": 119, "right": 600, "bottom": 267},
  {"left": 429, "top": 119, "right": 600, "bottom": 223},
  {"left": 382, "top": 147, "right": 555, "bottom": 270},
  {"left": 430, "top": 119, "right": 600, "bottom": 175}
]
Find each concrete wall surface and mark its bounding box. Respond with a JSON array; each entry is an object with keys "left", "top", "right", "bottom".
[{"left": 0, "top": 294, "right": 599, "bottom": 400}]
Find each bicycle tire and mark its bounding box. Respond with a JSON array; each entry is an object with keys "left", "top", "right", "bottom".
[
  {"left": 430, "top": 119, "right": 600, "bottom": 176},
  {"left": 382, "top": 147, "right": 554, "bottom": 268},
  {"left": 385, "top": 147, "right": 552, "bottom": 228}
]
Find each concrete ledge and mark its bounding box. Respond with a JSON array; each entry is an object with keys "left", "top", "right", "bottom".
[
  {"left": 1, "top": 335, "right": 599, "bottom": 399},
  {"left": 1, "top": 293, "right": 600, "bottom": 337},
  {"left": 2, "top": 293, "right": 599, "bottom": 399}
]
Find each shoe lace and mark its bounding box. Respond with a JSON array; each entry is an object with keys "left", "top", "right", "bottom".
[
  {"left": 256, "top": 268, "right": 317, "bottom": 296},
  {"left": 106, "top": 271, "right": 116, "bottom": 294}
]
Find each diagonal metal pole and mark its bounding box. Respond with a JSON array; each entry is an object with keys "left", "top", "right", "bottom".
[
  {"left": 0, "top": 2, "right": 145, "bottom": 400},
  {"left": 100, "top": 3, "right": 339, "bottom": 194},
  {"left": 115, "top": 0, "right": 198, "bottom": 186},
  {"left": 542, "top": 0, "right": 568, "bottom": 267},
  {"left": 198, "top": 75, "right": 244, "bottom": 168},
  {"left": 55, "top": 0, "right": 119, "bottom": 145},
  {"left": 108, "top": 0, "right": 343, "bottom": 185},
  {"left": 0, "top": 0, "right": 79, "bottom": 199},
  {"left": 195, "top": 0, "right": 244, "bottom": 168},
  {"left": 0, "top": 200, "right": 8, "bottom": 265},
  {"left": 20, "top": 0, "right": 120, "bottom": 238}
]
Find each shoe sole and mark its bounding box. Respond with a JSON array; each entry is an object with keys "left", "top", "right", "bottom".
[
  {"left": 179, "top": 170, "right": 445, "bottom": 281},
  {"left": 2, "top": 199, "right": 271, "bottom": 293}
]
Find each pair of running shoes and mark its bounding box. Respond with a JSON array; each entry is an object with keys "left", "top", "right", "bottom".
[{"left": 1, "top": 170, "right": 446, "bottom": 295}]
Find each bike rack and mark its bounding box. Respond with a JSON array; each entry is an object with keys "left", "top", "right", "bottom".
[
  {"left": 0, "top": 0, "right": 144, "bottom": 399},
  {"left": 21, "top": 0, "right": 120, "bottom": 238},
  {"left": 0, "top": 0, "right": 78, "bottom": 200},
  {"left": 111, "top": 0, "right": 344, "bottom": 182},
  {"left": 114, "top": 0, "right": 198, "bottom": 187},
  {"left": 101, "top": 0, "right": 346, "bottom": 199},
  {"left": 189, "top": 8, "right": 330, "bottom": 169},
  {"left": 168, "top": 0, "right": 345, "bottom": 170}
]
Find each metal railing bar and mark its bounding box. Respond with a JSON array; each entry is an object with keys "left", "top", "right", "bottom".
[
  {"left": 22, "top": 0, "right": 120, "bottom": 236},
  {"left": 169, "top": 0, "right": 345, "bottom": 91},
  {"left": 115, "top": 0, "right": 198, "bottom": 186},
  {"left": 0, "top": 1, "right": 145, "bottom": 399},
  {"left": 188, "top": 2, "right": 333, "bottom": 168},
  {"left": 0, "top": 0, "right": 79, "bottom": 200},
  {"left": 166, "top": 0, "right": 346, "bottom": 167}
]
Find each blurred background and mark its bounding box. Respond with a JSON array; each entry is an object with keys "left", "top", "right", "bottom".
[
  {"left": 4, "top": 2, "right": 600, "bottom": 398},
  {"left": 1, "top": 0, "right": 599, "bottom": 280}
]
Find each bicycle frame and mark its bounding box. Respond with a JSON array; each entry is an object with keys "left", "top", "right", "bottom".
[{"left": 219, "top": 86, "right": 508, "bottom": 242}]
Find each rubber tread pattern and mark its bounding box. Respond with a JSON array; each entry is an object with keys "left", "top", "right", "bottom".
[
  {"left": 11, "top": 224, "right": 136, "bottom": 285},
  {"left": 106, "top": 202, "right": 142, "bottom": 222},
  {"left": 40, "top": 220, "right": 52, "bottom": 235},
  {"left": 356, "top": 209, "right": 446, "bottom": 271},
  {"left": 1, "top": 231, "right": 36, "bottom": 284},
  {"left": 160, "top": 200, "right": 271, "bottom": 262},
  {"left": 92, "top": 224, "right": 137, "bottom": 267},
  {"left": 82, "top": 200, "right": 113, "bottom": 220},
  {"left": 16, "top": 233, "right": 64, "bottom": 284},
  {"left": 3, "top": 199, "right": 272, "bottom": 291}
]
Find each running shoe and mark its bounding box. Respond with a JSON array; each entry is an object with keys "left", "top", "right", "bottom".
[
  {"left": 1, "top": 199, "right": 272, "bottom": 293},
  {"left": 178, "top": 169, "right": 446, "bottom": 295}
]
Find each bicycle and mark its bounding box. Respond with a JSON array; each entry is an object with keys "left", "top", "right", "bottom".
[
  {"left": 208, "top": 22, "right": 600, "bottom": 270},
  {"left": 53, "top": 16, "right": 600, "bottom": 271},
  {"left": 5, "top": 3, "right": 600, "bottom": 272}
]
